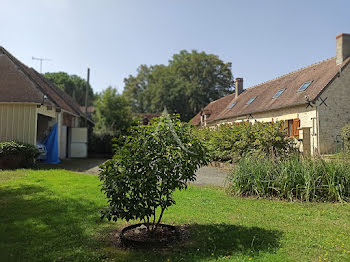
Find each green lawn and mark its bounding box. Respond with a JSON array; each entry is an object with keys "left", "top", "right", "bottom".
[{"left": 0, "top": 170, "right": 349, "bottom": 262}]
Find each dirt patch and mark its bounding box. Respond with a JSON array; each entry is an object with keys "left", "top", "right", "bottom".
[{"left": 107, "top": 224, "right": 190, "bottom": 251}]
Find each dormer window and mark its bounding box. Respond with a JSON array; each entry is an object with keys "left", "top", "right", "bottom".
[
  {"left": 298, "top": 81, "right": 312, "bottom": 92},
  {"left": 273, "top": 88, "right": 286, "bottom": 98},
  {"left": 247, "top": 96, "right": 257, "bottom": 104}
]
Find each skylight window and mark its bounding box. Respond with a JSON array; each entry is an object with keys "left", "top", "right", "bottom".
[
  {"left": 229, "top": 102, "right": 237, "bottom": 109},
  {"left": 247, "top": 96, "right": 257, "bottom": 104},
  {"left": 273, "top": 88, "right": 286, "bottom": 99},
  {"left": 298, "top": 81, "right": 313, "bottom": 92}
]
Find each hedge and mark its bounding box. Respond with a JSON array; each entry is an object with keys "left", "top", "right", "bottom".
[
  {"left": 0, "top": 141, "right": 39, "bottom": 169},
  {"left": 196, "top": 121, "right": 295, "bottom": 162}
]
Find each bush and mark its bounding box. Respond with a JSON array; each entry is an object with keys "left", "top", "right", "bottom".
[
  {"left": 0, "top": 141, "right": 39, "bottom": 169},
  {"left": 227, "top": 157, "right": 350, "bottom": 202},
  {"left": 196, "top": 121, "right": 294, "bottom": 162},
  {"left": 99, "top": 114, "right": 209, "bottom": 231},
  {"left": 341, "top": 123, "right": 350, "bottom": 153}
]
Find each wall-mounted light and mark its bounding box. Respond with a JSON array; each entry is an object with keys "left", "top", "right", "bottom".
[{"left": 42, "top": 95, "right": 48, "bottom": 105}]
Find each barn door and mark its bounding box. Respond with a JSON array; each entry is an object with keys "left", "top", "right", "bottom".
[{"left": 70, "top": 127, "right": 88, "bottom": 158}]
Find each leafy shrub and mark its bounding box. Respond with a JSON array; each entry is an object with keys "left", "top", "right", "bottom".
[
  {"left": 341, "top": 123, "right": 350, "bottom": 153},
  {"left": 99, "top": 114, "right": 209, "bottom": 231},
  {"left": 227, "top": 157, "right": 350, "bottom": 202},
  {"left": 0, "top": 141, "right": 39, "bottom": 169},
  {"left": 196, "top": 121, "right": 294, "bottom": 162}
]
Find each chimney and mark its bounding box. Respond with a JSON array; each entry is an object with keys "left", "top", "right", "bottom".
[
  {"left": 235, "top": 78, "right": 243, "bottom": 98},
  {"left": 336, "top": 33, "right": 350, "bottom": 65}
]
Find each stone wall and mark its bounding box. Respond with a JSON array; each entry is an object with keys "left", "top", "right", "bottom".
[{"left": 317, "top": 63, "right": 350, "bottom": 154}]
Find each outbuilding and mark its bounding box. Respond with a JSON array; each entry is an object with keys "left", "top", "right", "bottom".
[{"left": 0, "top": 46, "right": 89, "bottom": 159}]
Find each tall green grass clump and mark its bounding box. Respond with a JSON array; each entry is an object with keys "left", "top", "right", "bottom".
[{"left": 227, "top": 157, "right": 350, "bottom": 202}]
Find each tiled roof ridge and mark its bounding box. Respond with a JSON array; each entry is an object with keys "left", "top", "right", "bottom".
[
  {"left": 209, "top": 93, "right": 235, "bottom": 104},
  {"left": 245, "top": 57, "right": 336, "bottom": 91},
  {"left": 0, "top": 46, "right": 59, "bottom": 108},
  {"left": 0, "top": 46, "right": 85, "bottom": 117},
  {"left": 31, "top": 69, "right": 83, "bottom": 117}
]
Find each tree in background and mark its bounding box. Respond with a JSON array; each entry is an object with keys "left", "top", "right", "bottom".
[
  {"left": 122, "top": 64, "right": 153, "bottom": 113},
  {"left": 93, "top": 87, "right": 134, "bottom": 135},
  {"left": 44, "top": 72, "right": 95, "bottom": 106},
  {"left": 122, "top": 50, "right": 234, "bottom": 121}
]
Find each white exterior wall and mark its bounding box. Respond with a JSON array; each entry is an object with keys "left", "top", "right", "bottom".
[
  {"left": 317, "top": 64, "right": 350, "bottom": 154},
  {"left": 209, "top": 105, "right": 319, "bottom": 155}
]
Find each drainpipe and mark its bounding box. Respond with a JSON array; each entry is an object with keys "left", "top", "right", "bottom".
[{"left": 316, "top": 104, "right": 320, "bottom": 155}]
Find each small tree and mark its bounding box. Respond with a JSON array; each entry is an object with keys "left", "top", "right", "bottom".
[{"left": 99, "top": 114, "right": 209, "bottom": 231}]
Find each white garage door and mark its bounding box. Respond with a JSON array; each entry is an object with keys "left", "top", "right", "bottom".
[{"left": 70, "top": 127, "right": 88, "bottom": 158}]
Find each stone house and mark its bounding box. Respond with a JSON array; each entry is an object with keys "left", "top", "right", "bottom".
[
  {"left": 0, "top": 46, "right": 90, "bottom": 158},
  {"left": 192, "top": 33, "right": 350, "bottom": 156}
]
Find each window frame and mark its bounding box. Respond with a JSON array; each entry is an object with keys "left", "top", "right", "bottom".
[
  {"left": 297, "top": 81, "right": 313, "bottom": 92},
  {"left": 246, "top": 96, "right": 257, "bottom": 105},
  {"left": 285, "top": 118, "right": 300, "bottom": 137},
  {"left": 273, "top": 88, "right": 286, "bottom": 99},
  {"left": 229, "top": 102, "right": 237, "bottom": 109}
]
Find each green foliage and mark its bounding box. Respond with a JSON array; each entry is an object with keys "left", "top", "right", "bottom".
[
  {"left": 2, "top": 169, "right": 350, "bottom": 261},
  {"left": 341, "top": 123, "right": 350, "bottom": 153},
  {"left": 99, "top": 114, "right": 209, "bottom": 230},
  {"left": 228, "top": 157, "right": 350, "bottom": 202},
  {"left": 123, "top": 50, "right": 234, "bottom": 121},
  {"left": 44, "top": 72, "right": 95, "bottom": 106},
  {"left": 0, "top": 141, "right": 39, "bottom": 169},
  {"left": 93, "top": 87, "right": 135, "bottom": 135},
  {"left": 88, "top": 132, "right": 123, "bottom": 156},
  {"left": 196, "top": 121, "right": 293, "bottom": 162}
]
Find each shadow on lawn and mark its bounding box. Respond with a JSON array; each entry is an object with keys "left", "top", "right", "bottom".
[
  {"left": 0, "top": 185, "right": 106, "bottom": 261},
  {"left": 35, "top": 158, "right": 107, "bottom": 174},
  {"left": 0, "top": 184, "right": 282, "bottom": 262},
  {"left": 114, "top": 223, "right": 283, "bottom": 262}
]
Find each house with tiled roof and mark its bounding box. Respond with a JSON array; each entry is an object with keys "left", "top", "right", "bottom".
[
  {"left": 0, "top": 46, "right": 89, "bottom": 159},
  {"left": 192, "top": 33, "right": 350, "bottom": 155},
  {"left": 134, "top": 113, "right": 162, "bottom": 125}
]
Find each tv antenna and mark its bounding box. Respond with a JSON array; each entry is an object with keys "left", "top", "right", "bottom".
[{"left": 32, "top": 56, "right": 51, "bottom": 73}]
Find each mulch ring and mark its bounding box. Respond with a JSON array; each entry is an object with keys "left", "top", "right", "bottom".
[{"left": 110, "top": 223, "right": 190, "bottom": 250}]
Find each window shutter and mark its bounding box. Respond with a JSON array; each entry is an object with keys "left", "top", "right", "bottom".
[
  {"left": 284, "top": 120, "right": 289, "bottom": 134},
  {"left": 293, "top": 118, "right": 300, "bottom": 136}
]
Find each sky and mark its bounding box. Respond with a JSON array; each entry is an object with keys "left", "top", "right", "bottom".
[{"left": 1, "top": 0, "right": 350, "bottom": 94}]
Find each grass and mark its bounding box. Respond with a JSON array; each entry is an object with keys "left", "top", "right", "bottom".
[
  {"left": 228, "top": 157, "right": 350, "bottom": 202},
  {"left": 0, "top": 169, "right": 349, "bottom": 261}
]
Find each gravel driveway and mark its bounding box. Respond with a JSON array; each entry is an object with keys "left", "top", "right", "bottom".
[
  {"left": 39, "top": 158, "right": 229, "bottom": 187},
  {"left": 192, "top": 166, "right": 229, "bottom": 187}
]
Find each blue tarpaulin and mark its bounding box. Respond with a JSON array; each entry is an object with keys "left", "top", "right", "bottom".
[{"left": 42, "top": 123, "right": 60, "bottom": 164}]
